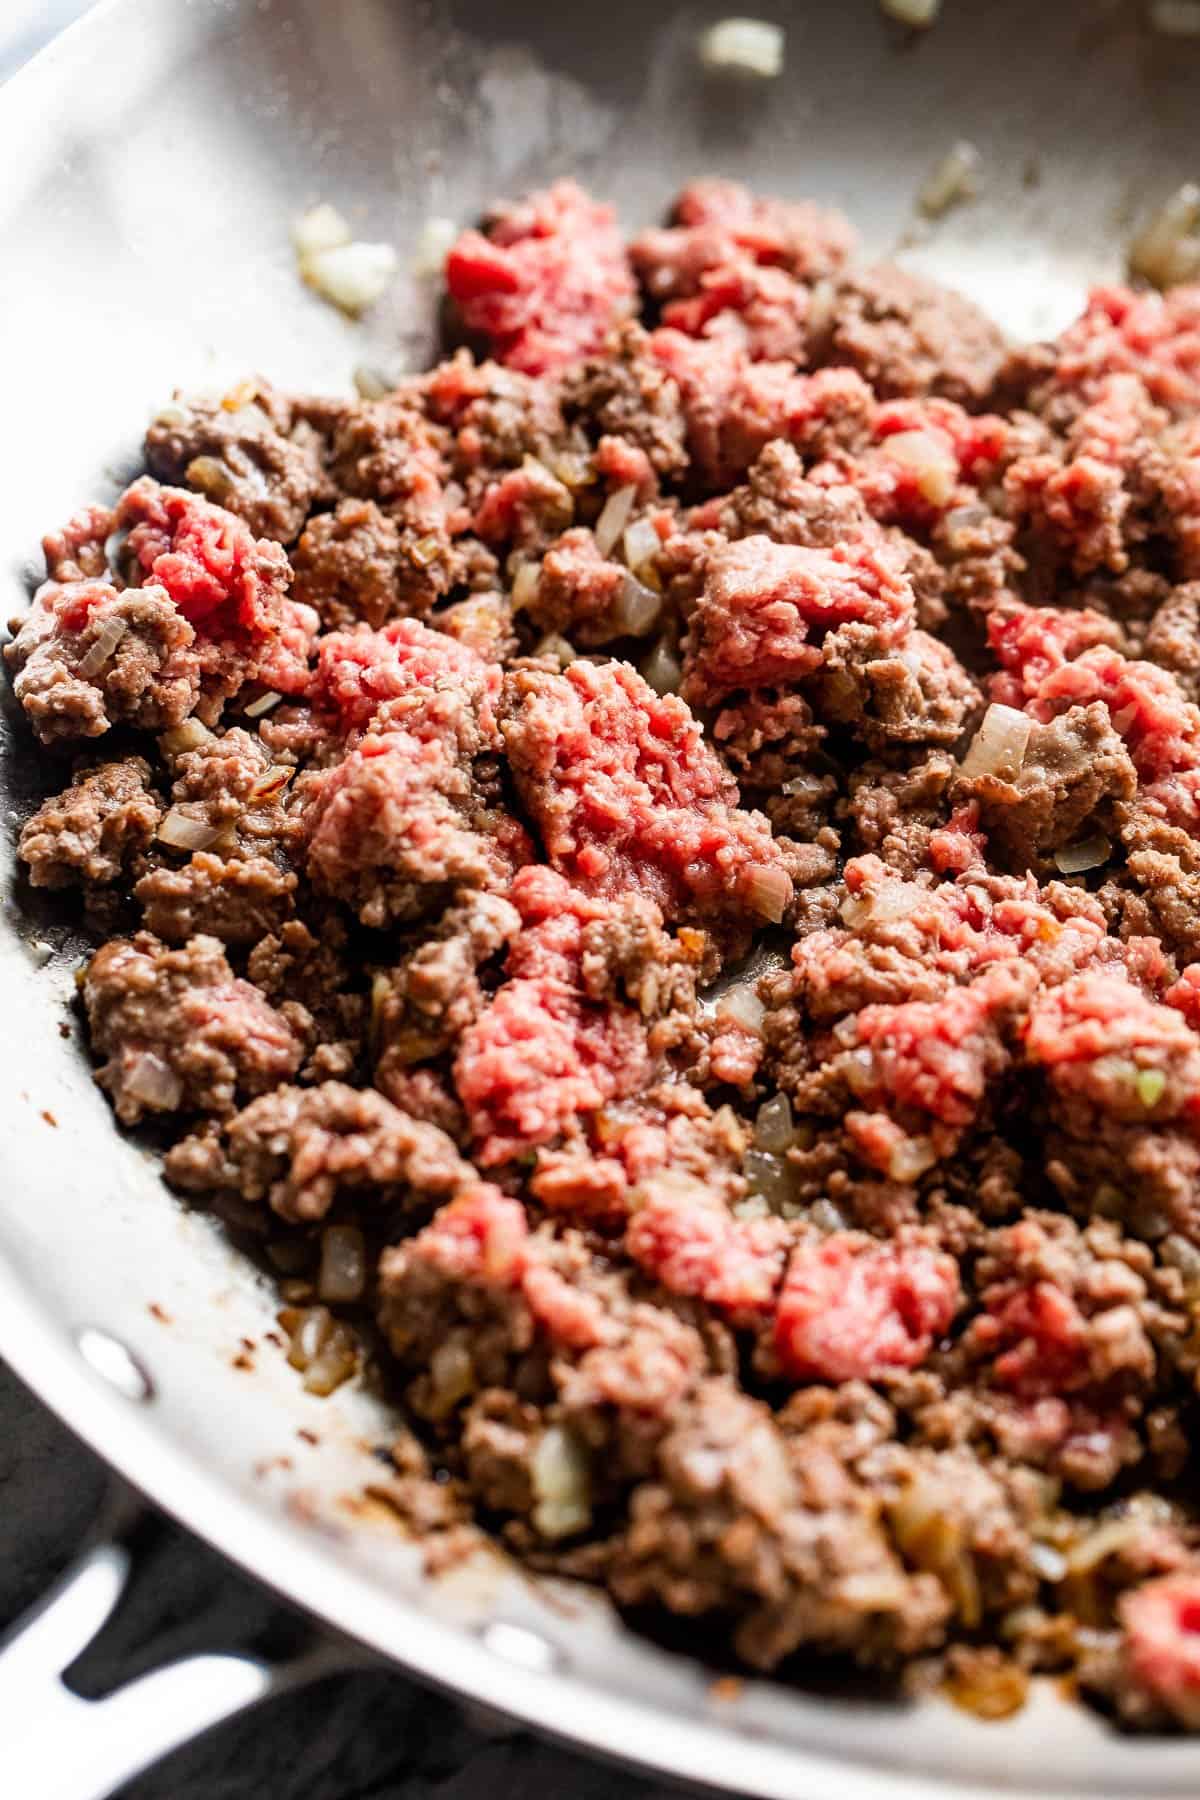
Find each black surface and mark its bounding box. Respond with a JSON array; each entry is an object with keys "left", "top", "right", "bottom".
[{"left": 0, "top": 1358, "right": 683, "bottom": 1799}]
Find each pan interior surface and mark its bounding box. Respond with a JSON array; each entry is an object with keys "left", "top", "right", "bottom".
[{"left": 4, "top": 2, "right": 1200, "bottom": 1794}]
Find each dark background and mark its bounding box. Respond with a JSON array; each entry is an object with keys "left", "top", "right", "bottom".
[{"left": 0, "top": 1359, "right": 685, "bottom": 1798}]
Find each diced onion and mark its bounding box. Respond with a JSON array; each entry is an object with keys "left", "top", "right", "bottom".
[
  {"left": 511, "top": 560, "right": 541, "bottom": 612},
  {"left": 755, "top": 1093, "right": 796, "bottom": 1152},
  {"left": 884, "top": 429, "right": 958, "bottom": 505},
  {"left": 186, "top": 455, "right": 238, "bottom": 504},
  {"left": 889, "top": 1134, "right": 938, "bottom": 1182},
  {"left": 159, "top": 719, "right": 213, "bottom": 757},
  {"left": 547, "top": 449, "right": 593, "bottom": 489},
  {"left": 158, "top": 807, "right": 221, "bottom": 852},
  {"left": 841, "top": 878, "right": 920, "bottom": 928},
  {"left": 249, "top": 766, "right": 293, "bottom": 802},
  {"left": 807, "top": 278, "right": 837, "bottom": 337},
  {"left": 718, "top": 983, "right": 766, "bottom": 1032},
  {"left": 317, "top": 1225, "right": 367, "bottom": 1304},
  {"left": 613, "top": 573, "right": 663, "bottom": 638},
  {"left": 154, "top": 400, "right": 189, "bottom": 429},
  {"left": 281, "top": 1303, "right": 358, "bottom": 1396},
  {"left": 880, "top": 0, "right": 941, "bottom": 23},
  {"left": 244, "top": 688, "right": 283, "bottom": 719},
  {"left": 1052, "top": 833, "right": 1111, "bottom": 875},
  {"left": 1029, "top": 1541, "right": 1067, "bottom": 1583},
  {"left": 291, "top": 203, "right": 352, "bottom": 259},
  {"left": 531, "top": 1425, "right": 592, "bottom": 1540},
  {"left": 641, "top": 639, "right": 683, "bottom": 696},
  {"left": 743, "top": 863, "right": 792, "bottom": 924},
  {"left": 1130, "top": 183, "right": 1200, "bottom": 290},
  {"left": 918, "top": 141, "right": 981, "bottom": 219},
  {"left": 534, "top": 633, "right": 577, "bottom": 667},
  {"left": 353, "top": 364, "right": 395, "bottom": 401},
  {"left": 960, "top": 703, "right": 1032, "bottom": 780},
  {"left": 411, "top": 215, "right": 457, "bottom": 277},
  {"left": 302, "top": 241, "right": 398, "bottom": 315},
  {"left": 1149, "top": 0, "right": 1200, "bottom": 34},
  {"left": 1064, "top": 1516, "right": 1146, "bottom": 1574},
  {"left": 698, "top": 17, "right": 785, "bottom": 75},
  {"left": 124, "top": 1051, "right": 183, "bottom": 1112},
  {"left": 1136, "top": 1067, "right": 1167, "bottom": 1109},
  {"left": 427, "top": 1340, "right": 475, "bottom": 1417},
  {"left": 77, "top": 616, "right": 129, "bottom": 678},
  {"left": 594, "top": 484, "right": 638, "bottom": 557},
  {"left": 623, "top": 516, "right": 661, "bottom": 575}
]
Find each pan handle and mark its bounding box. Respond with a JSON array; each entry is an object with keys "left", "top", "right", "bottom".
[{"left": 0, "top": 1529, "right": 345, "bottom": 1800}]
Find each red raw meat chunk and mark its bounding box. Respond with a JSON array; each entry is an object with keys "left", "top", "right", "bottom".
[
  {"left": 1025, "top": 969, "right": 1200, "bottom": 1126},
  {"left": 818, "top": 397, "right": 1011, "bottom": 529},
  {"left": 625, "top": 1174, "right": 789, "bottom": 1316},
  {"left": 632, "top": 178, "right": 856, "bottom": 300},
  {"left": 660, "top": 263, "right": 813, "bottom": 362},
  {"left": 312, "top": 617, "right": 500, "bottom": 738},
  {"left": 988, "top": 604, "right": 1124, "bottom": 708},
  {"left": 850, "top": 961, "right": 1036, "bottom": 1129},
  {"left": 454, "top": 968, "right": 650, "bottom": 1169},
  {"left": 1120, "top": 1574, "right": 1200, "bottom": 1728},
  {"left": 773, "top": 1234, "right": 960, "bottom": 1382},
  {"left": 682, "top": 532, "right": 914, "bottom": 703},
  {"left": 648, "top": 328, "right": 873, "bottom": 487},
  {"left": 252, "top": 597, "right": 320, "bottom": 697},
  {"left": 398, "top": 1182, "right": 529, "bottom": 1287},
  {"left": 501, "top": 658, "right": 791, "bottom": 928},
  {"left": 116, "top": 477, "right": 289, "bottom": 639},
  {"left": 980, "top": 1280, "right": 1092, "bottom": 1398},
  {"left": 1046, "top": 284, "right": 1200, "bottom": 417},
  {"left": 445, "top": 180, "right": 636, "bottom": 376}
]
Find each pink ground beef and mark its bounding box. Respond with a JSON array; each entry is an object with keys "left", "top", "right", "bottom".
[{"left": 22, "top": 177, "right": 1200, "bottom": 1724}]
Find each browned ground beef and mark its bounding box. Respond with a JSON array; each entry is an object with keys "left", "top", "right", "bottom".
[{"left": 16, "top": 180, "right": 1200, "bottom": 1733}]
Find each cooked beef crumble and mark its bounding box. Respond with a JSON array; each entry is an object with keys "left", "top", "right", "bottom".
[{"left": 17, "top": 177, "right": 1200, "bottom": 1732}]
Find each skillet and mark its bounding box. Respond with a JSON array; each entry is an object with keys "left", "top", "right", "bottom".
[{"left": 4, "top": 2, "right": 1200, "bottom": 1794}]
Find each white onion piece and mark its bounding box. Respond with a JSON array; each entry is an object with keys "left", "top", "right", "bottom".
[
  {"left": 744, "top": 863, "right": 792, "bottom": 924},
  {"left": 594, "top": 484, "right": 638, "bottom": 557},
  {"left": 158, "top": 808, "right": 221, "bottom": 852},
  {"left": 531, "top": 1426, "right": 591, "bottom": 1540},
  {"left": 511, "top": 560, "right": 540, "bottom": 612},
  {"left": 291, "top": 203, "right": 352, "bottom": 259},
  {"left": 534, "top": 633, "right": 576, "bottom": 667},
  {"left": 1130, "top": 183, "right": 1200, "bottom": 290},
  {"left": 698, "top": 17, "right": 785, "bottom": 75},
  {"left": 303, "top": 241, "right": 398, "bottom": 315},
  {"left": 841, "top": 878, "right": 920, "bottom": 928},
  {"left": 718, "top": 984, "right": 765, "bottom": 1033},
  {"left": 244, "top": 689, "right": 283, "bottom": 719},
  {"left": 77, "top": 616, "right": 129, "bottom": 678},
  {"left": 889, "top": 1134, "right": 938, "bottom": 1182},
  {"left": 641, "top": 640, "right": 683, "bottom": 696},
  {"left": 918, "top": 141, "right": 981, "bottom": 219},
  {"left": 884, "top": 429, "right": 958, "bottom": 505},
  {"left": 960, "top": 703, "right": 1032, "bottom": 781},
  {"left": 623, "top": 516, "right": 661, "bottom": 574},
  {"left": 613, "top": 574, "right": 662, "bottom": 638},
  {"left": 159, "top": 719, "right": 213, "bottom": 757},
  {"left": 1030, "top": 1542, "right": 1068, "bottom": 1583},
  {"left": 880, "top": 0, "right": 940, "bottom": 23},
  {"left": 352, "top": 364, "right": 395, "bottom": 401},
  {"left": 317, "top": 1225, "right": 367, "bottom": 1304},
  {"left": 807, "top": 278, "right": 837, "bottom": 337},
  {"left": 1053, "top": 833, "right": 1111, "bottom": 875},
  {"left": 124, "top": 1051, "right": 183, "bottom": 1111},
  {"left": 755, "top": 1093, "right": 796, "bottom": 1152},
  {"left": 411, "top": 215, "right": 457, "bottom": 277},
  {"left": 1150, "top": 0, "right": 1200, "bottom": 33}
]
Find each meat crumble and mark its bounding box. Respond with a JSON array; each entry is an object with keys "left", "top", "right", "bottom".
[{"left": 15, "top": 176, "right": 1200, "bottom": 1732}]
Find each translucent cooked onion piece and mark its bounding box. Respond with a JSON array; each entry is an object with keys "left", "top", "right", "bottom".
[
  {"left": 622, "top": 516, "right": 661, "bottom": 576},
  {"left": 640, "top": 639, "right": 682, "bottom": 696},
  {"left": 717, "top": 983, "right": 766, "bottom": 1032},
  {"left": 880, "top": 0, "right": 941, "bottom": 23},
  {"left": 1130, "top": 183, "right": 1200, "bottom": 291},
  {"left": 743, "top": 863, "right": 791, "bottom": 924},
  {"left": 531, "top": 1426, "right": 592, "bottom": 1540},
  {"left": 302, "top": 241, "right": 398, "bottom": 315},
  {"left": 76, "top": 616, "right": 129, "bottom": 678},
  {"left": 159, "top": 719, "right": 214, "bottom": 757},
  {"left": 291, "top": 203, "right": 352, "bottom": 259},
  {"left": 1053, "top": 834, "right": 1111, "bottom": 875},
  {"left": 884, "top": 429, "right": 958, "bottom": 505},
  {"left": 317, "top": 1225, "right": 367, "bottom": 1304},
  {"left": 960, "top": 704, "right": 1032, "bottom": 781},
  {"left": 411, "top": 215, "right": 458, "bottom": 277},
  {"left": 510, "top": 560, "right": 541, "bottom": 612},
  {"left": 918, "top": 141, "right": 981, "bottom": 219},
  {"left": 243, "top": 689, "right": 283, "bottom": 719},
  {"left": 280, "top": 1304, "right": 359, "bottom": 1396},
  {"left": 157, "top": 807, "right": 221, "bottom": 852},
  {"left": 697, "top": 17, "right": 785, "bottom": 76},
  {"left": 613, "top": 573, "right": 662, "bottom": 638},
  {"left": 124, "top": 1051, "right": 183, "bottom": 1112},
  {"left": 754, "top": 1093, "right": 796, "bottom": 1152},
  {"left": 534, "top": 633, "right": 577, "bottom": 667},
  {"left": 594, "top": 484, "right": 637, "bottom": 557}
]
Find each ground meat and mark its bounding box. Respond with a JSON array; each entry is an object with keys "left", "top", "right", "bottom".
[
  {"left": 501, "top": 658, "right": 790, "bottom": 931},
  {"left": 815, "top": 264, "right": 1006, "bottom": 407},
  {"left": 957, "top": 702, "right": 1137, "bottom": 868},
  {"left": 134, "top": 852, "right": 296, "bottom": 945},
  {"left": 18, "top": 758, "right": 162, "bottom": 890},
  {"left": 26, "top": 177, "right": 1200, "bottom": 1725},
  {"left": 446, "top": 180, "right": 636, "bottom": 376},
  {"left": 144, "top": 382, "right": 331, "bottom": 543},
  {"left": 82, "top": 932, "right": 305, "bottom": 1123},
  {"left": 165, "top": 1079, "right": 472, "bottom": 1222},
  {"left": 6, "top": 581, "right": 201, "bottom": 743}
]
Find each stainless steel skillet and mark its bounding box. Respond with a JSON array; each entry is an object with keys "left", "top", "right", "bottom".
[{"left": 2, "top": 2, "right": 1200, "bottom": 1795}]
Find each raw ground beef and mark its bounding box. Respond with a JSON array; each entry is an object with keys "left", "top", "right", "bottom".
[{"left": 17, "top": 175, "right": 1200, "bottom": 1731}]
